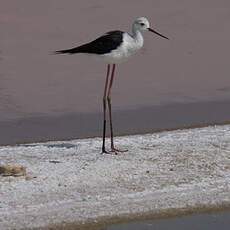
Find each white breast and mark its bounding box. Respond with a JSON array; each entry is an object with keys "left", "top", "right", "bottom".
[{"left": 102, "top": 32, "right": 144, "bottom": 64}]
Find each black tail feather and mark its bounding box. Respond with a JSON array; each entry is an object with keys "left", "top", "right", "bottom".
[
  {"left": 54, "top": 30, "right": 124, "bottom": 55},
  {"left": 54, "top": 50, "right": 67, "bottom": 54},
  {"left": 54, "top": 48, "right": 79, "bottom": 54}
]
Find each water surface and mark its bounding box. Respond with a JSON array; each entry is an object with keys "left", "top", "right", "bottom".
[
  {"left": 106, "top": 211, "right": 230, "bottom": 230},
  {"left": 1, "top": 1, "right": 230, "bottom": 144}
]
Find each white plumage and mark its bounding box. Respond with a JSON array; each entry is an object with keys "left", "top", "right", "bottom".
[
  {"left": 55, "top": 17, "right": 169, "bottom": 154},
  {"left": 102, "top": 31, "right": 144, "bottom": 63}
]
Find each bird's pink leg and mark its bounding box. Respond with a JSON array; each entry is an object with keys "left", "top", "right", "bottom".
[
  {"left": 102, "top": 64, "right": 110, "bottom": 154},
  {"left": 107, "top": 64, "right": 128, "bottom": 154}
]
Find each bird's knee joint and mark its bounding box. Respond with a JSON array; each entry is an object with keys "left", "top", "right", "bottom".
[
  {"left": 103, "top": 97, "right": 107, "bottom": 109},
  {"left": 107, "top": 96, "right": 111, "bottom": 102}
]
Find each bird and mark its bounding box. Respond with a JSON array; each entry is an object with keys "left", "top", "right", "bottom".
[{"left": 55, "top": 17, "right": 169, "bottom": 154}]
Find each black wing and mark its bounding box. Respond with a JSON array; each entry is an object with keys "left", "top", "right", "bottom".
[{"left": 55, "top": 30, "right": 123, "bottom": 55}]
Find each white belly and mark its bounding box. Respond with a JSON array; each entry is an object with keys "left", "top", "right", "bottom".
[{"left": 101, "top": 32, "right": 144, "bottom": 64}]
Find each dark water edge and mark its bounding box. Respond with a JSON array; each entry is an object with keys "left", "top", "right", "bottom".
[
  {"left": 107, "top": 210, "right": 230, "bottom": 230},
  {"left": 1, "top": 99, "right": 230, "bottom": 146},
  {"left": 42, "top": 206, "right": 230, "bottom": 230}
]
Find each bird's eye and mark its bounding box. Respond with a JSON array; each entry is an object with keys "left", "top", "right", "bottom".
[{"left": 140, "top": 23, "right": 145, "bottom": 26}]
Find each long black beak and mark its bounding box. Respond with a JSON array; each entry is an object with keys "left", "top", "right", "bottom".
[{"left": 148, "top": 28, "right": 169, "bottom": 40}]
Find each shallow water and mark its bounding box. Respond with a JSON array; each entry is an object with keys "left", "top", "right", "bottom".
[
  {"left": 1, "top": 100, "right": 230, "bottom": 145},
  {"left": 1, "top": 0, "right": 230, "bottom": 144},
  {"left": 106, "top": 211, "right": 230, "bottom": 230}
]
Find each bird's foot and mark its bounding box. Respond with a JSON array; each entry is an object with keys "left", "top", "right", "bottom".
[
  {"left": 101, "top": 147, "right": 128, "bottom": 155},
  {"left": 101, "top": 149, "right": 110, "bottom": 154},
  {"left": 101, "top": 148, "right": 118, "bottom": 154},
  {"left": 109, "top": 147, "right": 128, "bottom": 154}
]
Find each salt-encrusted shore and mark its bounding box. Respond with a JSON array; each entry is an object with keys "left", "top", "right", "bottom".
[{"left": 0, "top": 125, "right": 230, "bottom": 229}]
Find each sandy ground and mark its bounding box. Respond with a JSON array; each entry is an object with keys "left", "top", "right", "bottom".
[{"left": 0, "top": 125, "right": 230, "bottom": 229}]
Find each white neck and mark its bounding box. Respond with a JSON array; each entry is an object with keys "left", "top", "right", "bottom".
[{"left": 131, "top": 27, "right": 144, "bottom": 46}]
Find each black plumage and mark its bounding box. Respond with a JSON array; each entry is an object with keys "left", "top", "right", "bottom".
[{"left": 55, "top": 30, "right": 123, "bottom": 55}]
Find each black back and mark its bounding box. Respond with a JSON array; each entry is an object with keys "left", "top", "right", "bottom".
[{"left": 55, "top": 30, "right": 123, "bottom": 55}]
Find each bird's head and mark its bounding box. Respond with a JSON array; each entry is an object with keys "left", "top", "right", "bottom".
[{"left": 133, "top": 17, "right": 169, "bottom": 40}]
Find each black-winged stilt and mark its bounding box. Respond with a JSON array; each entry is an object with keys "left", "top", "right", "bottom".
[{"left": 55, "top": 17, "right": 169, "bottom": 154}]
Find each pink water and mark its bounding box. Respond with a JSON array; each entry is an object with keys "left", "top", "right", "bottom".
[{"left": 1, "top": 0, "right": 230, "bottom": 144}]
